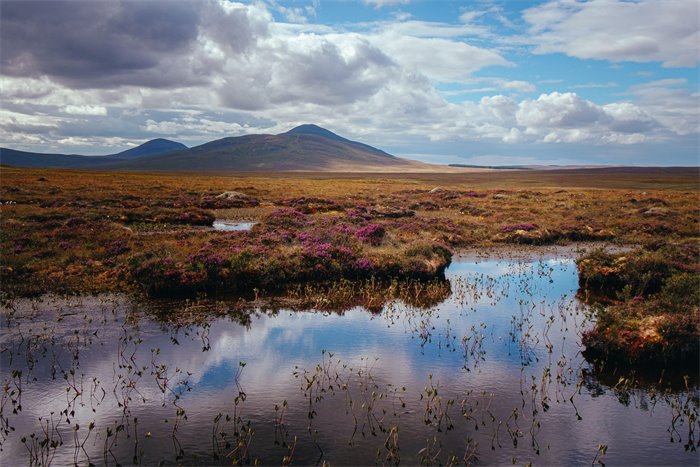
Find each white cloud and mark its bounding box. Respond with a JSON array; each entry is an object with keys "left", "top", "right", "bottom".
[
  {"left": 517, "top": 92, "right": 609, "bottom": 129},
  {"left": 363, "top": 0, "right": 410, "bottom": 7},
  {"left": 0, "top": 0, "right": 697, "bottom": 162},
  {"left": 523, "top": 0, "right": 700, "bottom": 67},
  {"left": 272, "top": 0, "right": 318, "bottom": 24},
  {"left": 627, "top": 79, "right": 700, "bottom": 136},
  {"left": 513, "top": 92, "right": 660, "bottom": 144},
  {"left": 495, "top": 79, "right": 535, "bottom": 93},
  {"left": 570, "top": 82, "right": 618, "bottom": 89},
  {"left": 439, "top": 78, "right": 535, "bottom": 97},
  {"left": 502, "top": 127, "right": 523, "bottom": 143},
  {"left": 459, "top": 10, "right": 485, "bottom": 24},
  {"left": 63, "top": 105, "right": 107, "bottom": 116},
  {"left": 143, "top": 117, "right": 251, "bottom": 137},
  {"left": 380, "top": 19, "right": 490, "bottom": 38},
  {"left": 603, "top": 102, "right": 657, "bottom": 134},
  {"left": 0, "top": 0, "right": 510, "bottom": 138},
  {"left": 55, "top": 135, "right": 130, "bottom": 148},
  {"left": 372, "top": 34, "right": 510, "bottom": 83}
]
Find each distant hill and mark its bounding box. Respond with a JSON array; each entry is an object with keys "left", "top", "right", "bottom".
[
  {"left": 103, "top": 125, "right": 433, "bottom": 172},
  {"left": 449, "top": 164, "right": 532, "bottom": 170},
  {"left": 0, "top": 138, "right": 187, "bottom": 168},
  {"left": 0, "top": 127, "right": 436, "bottom": 172},
  {"left": 0, "top": 148, "right": 121, "bottom": 168},
  {"left": 112, "top": 138, "right": 187, "bottom": 159}
]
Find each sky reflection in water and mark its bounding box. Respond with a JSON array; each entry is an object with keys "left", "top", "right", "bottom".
[
  {"left": 1, "top": 253, "right": 697, "bottom": 465},
  {"left": 212, "top": 221, "right": 256, "bottom": 231}
]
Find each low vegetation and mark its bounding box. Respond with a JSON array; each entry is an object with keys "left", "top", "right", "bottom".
[
  {"left": 1, "top": 167, "right": 698, "bottom": 365},
  {"left": 578, "top": 241, "right": 699, "bottom": 365}
]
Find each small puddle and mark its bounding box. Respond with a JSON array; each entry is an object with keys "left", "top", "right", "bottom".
[{"left": 212, "top": 220, "right": 256, "bottom": 231}]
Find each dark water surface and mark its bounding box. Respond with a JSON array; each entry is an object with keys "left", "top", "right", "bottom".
[{"left": 1, "top": 251, "right": 698, "bottom": 465}]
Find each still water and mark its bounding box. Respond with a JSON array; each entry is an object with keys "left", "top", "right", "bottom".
[
  {"left": 1, "top": 251, "right": 698, "bottom": 465},
  {"left": 212, "top": 221, "right": 256, "bottom": 231}
]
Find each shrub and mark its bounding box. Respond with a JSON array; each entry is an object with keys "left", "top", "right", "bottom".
[
  {"left": 262, "top": 208, "right": 310, "bottom": 229},
  {"left": 130, "top": 254, "right": 208, "bottom": 296},
  {"left": 500, "top": 223, "right": 537, "bottom": 232},
  {"left": 658, "top": 272, "right": 700, "bottom": 310},
  {"left": 355, "top": 223, "right": 385, "bottom": 246}
]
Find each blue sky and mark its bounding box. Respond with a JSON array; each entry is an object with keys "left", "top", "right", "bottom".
[{"left": 1, "top": 0, "right": 698, "bottom": 165}]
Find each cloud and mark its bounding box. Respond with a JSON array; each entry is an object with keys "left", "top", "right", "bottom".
[
  {"left": 63, "top": 105, "right": 108, "bottom": 116},
  {"left": 459, "top": 10, "right": 485, "bottom": 24},
  {"left": 363, "top": 0, "right": 410, "bottom": 7},
  {"left": 265, "top": 33, "right": 396, "bottom": 106},
  {"left": 439, "top": 78, "right": 536, "bottom": 97},
  {"left": 523, "top": 0, "right": 700, "bottom": 67},
  {"left": 0, "top": 0, "right": 508, "bottom": 108},
  {"left": 1, "top": 0, "right": 204, "bottom": 88},
  {"left": 0, "top": 0, "right": 696, "bottom": 163},
  {"left": 627, "top": 79, "right": 700, "bottom": 136},
  {"left": 202, "top": 0, "right": 271, "bottom": 54},
  {"left": 494, "top": 79, "right": 535, "bottom": 93},
  {"left": 570, "top": 82, "right": 619, "bottom": 90},
  {"left": 514, "top": 92, "right": 660, "bottom": 144},
  {"left": 380, "top": 19, "right": 490, "bottom": 38},
  {"left": 603, "top": 102, "right": 658, "bottom": 134},
  {"left": 517, "top": 92, "right": 610, "bottom": 130},
  {"left": 373, "top": 34, "right": 510, "bottom": 83},
  {"left": 270, "top": 0, "right": 318, "bottom": 23},
  {"left": 143, "top": 118, "right": 240, "bottom": 136},
  {"left": 0, "top": 110, "right": 59, "bottom": 139}
]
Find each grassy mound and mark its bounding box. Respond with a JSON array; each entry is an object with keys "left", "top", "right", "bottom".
[{"left": 578, "top": 241, "right": 699, "bottom": 365}]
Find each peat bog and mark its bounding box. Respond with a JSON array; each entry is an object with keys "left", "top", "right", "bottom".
[{"left": 1, "top": 167, "right": 698, "bottom": 465}]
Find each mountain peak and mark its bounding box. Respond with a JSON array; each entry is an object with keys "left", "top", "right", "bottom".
[
  {"left": 284, "top": 124, "right": 346, "bottom": 142},
  {"left": 114, "top": 138, "right": 187, "bottom": 159}
]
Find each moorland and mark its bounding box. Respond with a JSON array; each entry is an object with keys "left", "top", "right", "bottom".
[{"left": 1, "top": 166, "right": 698, "bottom": 366}]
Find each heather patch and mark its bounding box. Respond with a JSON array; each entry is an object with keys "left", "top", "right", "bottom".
[{"left": 578, "top": 242, "right": 700, "bottom": 365}]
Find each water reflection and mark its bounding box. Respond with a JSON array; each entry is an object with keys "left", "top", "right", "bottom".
[
  {"left": 1, "top": 253, "right": 697, "bottom": 465},
  {"left": 212, "top": 220, "right": 256, "bottom": 231}
]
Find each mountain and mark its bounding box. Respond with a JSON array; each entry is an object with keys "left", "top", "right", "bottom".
[
  {"left": 1, "top": 126, "right": 437, "bottom": 172},
  {"left": 0, "top": 138, "right": 187, "bottom": 168},
  {"left": 112, "top": 138, "right": 187, "bottom": 159},
  {"left": 285, "top": 124, "right": 349, "bottom": 142},
  {"left": 0, "top": 148, "right": 122, "bottom": 168},
  {"left": 104, "top": 125, "right": 432, "bottom": 172}
]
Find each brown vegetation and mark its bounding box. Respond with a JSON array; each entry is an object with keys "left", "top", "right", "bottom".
[{"left": 1, "top": 166, "right": 698, "bottom": 364}]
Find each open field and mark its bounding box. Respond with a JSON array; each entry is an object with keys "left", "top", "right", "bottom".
[
  {"left": 1, "top": 166, "right": 698, "bottom": 364},
  {"left": 209, "top": 167, "right": 700, "bottom": 190}
]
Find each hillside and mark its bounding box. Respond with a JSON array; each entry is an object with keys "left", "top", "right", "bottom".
[
  {"left": 0, "top": 126, "right": 442, "bottom": 172},
  {"left": 0, "top": 138, "right": 187, "bottom": 168},
  {"left": 105, "top": 125, "right": 434, "bottom": 172},
  {"left": 112, "top": 138, "right": 187, "bottom": 159},
  {"left": 0, "top": 148, "right": 121, "bottom": 168}
]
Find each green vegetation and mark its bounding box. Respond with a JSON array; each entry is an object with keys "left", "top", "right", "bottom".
[{"left": 578, "top": 241, "right": 699, "bottom": 365}]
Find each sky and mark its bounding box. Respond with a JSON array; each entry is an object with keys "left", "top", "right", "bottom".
[{"left": 1, "top": 0, "right": 699, "bottom": 166}]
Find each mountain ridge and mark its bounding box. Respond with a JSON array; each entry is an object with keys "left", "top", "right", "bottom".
[
  {"left": 0, "top": 138, "right": 187, "bottom": 168},
  {"left": 1, "top": 125, "right": 435, "bottom": 172}
]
